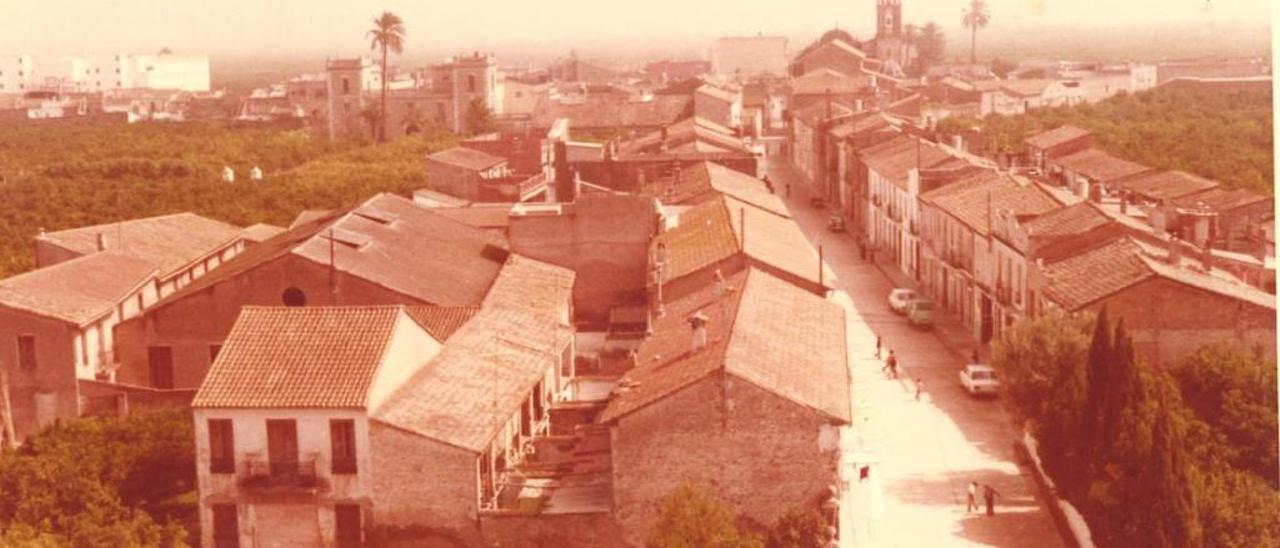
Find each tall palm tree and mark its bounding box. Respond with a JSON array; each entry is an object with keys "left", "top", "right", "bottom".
[
  {"left": 367, "top": 12, "right": 406, "bottom": 143},
  {"left": 961, "top": 0, "right": 990, "bottom": 65}
]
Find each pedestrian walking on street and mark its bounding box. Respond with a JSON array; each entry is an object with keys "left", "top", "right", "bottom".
[
  {"left": 875, "top": 334, "right": 882, "bottom": 359},
  {"left": 966, "top": 481, "right": 979, "bottom": 513},
  {"left": 915, "top": 378, "right": 924, "bottom": 401},
  {"left": 882, "top": 350, "right": 898, "bottom": 379},
  {"left": 786, "top": 180, "right": 792, "bottom": 198},
  {"left": 983, "top": 484, "right": 1000, "bottom": 516}
]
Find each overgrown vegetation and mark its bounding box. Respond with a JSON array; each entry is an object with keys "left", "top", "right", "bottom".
[
  {"left": 937, "top": 85, "right": 1274, "bottom": 195},
  {"left": 993, "top": 309, "right": 1280, "bottom": 548},
  {"left": 648, "top": 484, "right": 835, "bottom": 548},
  {"left": 0, "top": 121, "right": 456, "bottom": 277},
  {"left": 0, "top": 409, "right": 195, "bottom": 547}
]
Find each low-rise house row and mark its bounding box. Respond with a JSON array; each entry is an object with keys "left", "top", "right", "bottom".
[{"left": 113, "top": 193, "right": 510, "bottom": 392}]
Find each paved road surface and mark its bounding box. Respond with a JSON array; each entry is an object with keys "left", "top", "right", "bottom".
[{"left": 765, "top": 158, "right": 1066, "bottom": 548}]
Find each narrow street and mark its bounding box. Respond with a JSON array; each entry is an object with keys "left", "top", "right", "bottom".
[{"left": 765, "top": 158, "right": 1066, "bottom": 548}]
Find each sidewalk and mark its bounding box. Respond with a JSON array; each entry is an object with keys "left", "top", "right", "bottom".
[{"left": 867, "top": 256, "right": 986, "bottom": 364}]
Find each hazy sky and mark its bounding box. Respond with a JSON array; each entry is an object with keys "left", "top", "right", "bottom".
[{"left": 1, "top": 0, "right": 1271, "bottom": 60}]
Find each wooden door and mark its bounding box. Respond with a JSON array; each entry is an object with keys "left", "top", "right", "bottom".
[{"left": 266, "top": 419, "right": 298, "bottom": 477}]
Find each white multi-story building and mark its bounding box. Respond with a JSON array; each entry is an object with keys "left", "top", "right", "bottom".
[
  {"left": 0, "top": 54, "right": 33, "bottom": 92},
  {"left": 13, "top": 52, "right": 211, "bottom": 92}
]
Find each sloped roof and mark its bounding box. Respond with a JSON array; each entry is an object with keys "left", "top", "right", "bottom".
[
  {"left": 695, "top": 84, "right": 738, "bottom": 103},
  {"left": 930, "top": 173, "right": 1063, "bottom": 236},
  {"left": 1022, "top": 202, "right": 1113, "bottom": 241},
  {"left": 654, "top": 194, "right": 827, "bottom": 289},
  {"left": 531, "top": 94, "right": 692, "bottom": 130},
  {"left": 404, "top": 306, "right": 480, "bottom": 341},
  {"left": 241, "top": 223, "right": 286, "bottom": 243},
  {"left": 290, "top": 209, "right": 332, "bottom": 229},
  {"left": 703, "top": 162, "right": 789, "bottom": 217},
  {"left": 620, "top": 116, "right": 750, "bottom": 156},
  {"left": 192, "top": 306, "right": 421, "bottom": 408},
  {"left": 791, "top": 68, "right": 870, "bottom": 96},
  {"left": 1025, "top": 125, "right": 1091, "bottom": 150},
  {"left": 1042, "top": 238, "right": 1276, "bottom": 311},
  {"left": 0, "top": 251, "right": 157, "bottom": 326},
  {"left": 427, "top": 205, "right": 512, "bottom": 230},
  {"left": 427, "top": 146, "right": 507, "bottom": 171},
  {"left": 860, "top": 135, "right": 961, "bottom": 187},
  {"left": 1051, "top": 148, "right": 1152, "bottom": 182},
  {"left": 1170, "top": 187, "right": 1270, "bottom": 213},
  {"left": 1000, "top": 79, "right": 1056, "bottom": 97},
  {"left": 792, "top": 99, "right": 854, "bottom": 127},
  {"left": 37, "top": 213, "right": 242, "bottom": 278},
  {"left": 151, "top": 194, "right": 509, "bottom": 312},
  {"left": 600, "top": 268, "right": 849, "bottom": 423},
  {"left": 371, "top": 256, "right": 574, "bottom": 452},
  {"left": 1113, "top": 170, "right": 1219, "bottom": 202}
]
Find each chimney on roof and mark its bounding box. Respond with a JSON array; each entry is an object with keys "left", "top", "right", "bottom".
[
  {"left": 96, "top": 232, "right": 107, "bottom": 251},
  {"left": 554, "top": 140, "right": 577, "bottom": 203},
  {"left": 854, "top": 99, "right": 864, "bottom": 111},
  {"left": 1167, "top": 235, "right": 1183, "bottom": 267},
  {"left": 689, "top": 312, "right": 709, "bottom": 352}
]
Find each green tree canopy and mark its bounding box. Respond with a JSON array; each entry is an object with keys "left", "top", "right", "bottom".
[{"left": 648, "top": 485, "right": 764, "bottom": 548}]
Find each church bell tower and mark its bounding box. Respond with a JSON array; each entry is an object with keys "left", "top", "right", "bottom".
[{"left": 877, "top": 0, "right": 902, "bottom": 38}]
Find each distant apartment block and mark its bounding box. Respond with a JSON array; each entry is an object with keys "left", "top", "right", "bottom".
[{"left": 4, "top": 52, "right": 212, "bottom": 92}]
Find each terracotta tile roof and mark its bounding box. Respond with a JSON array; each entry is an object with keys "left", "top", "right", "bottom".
[
  {"left": 241, "top": 223, "right": 285, "bottom": 243},
  {"left": 620, "top": 117, "right": 750, "bottom": 156},
  {"left": 371, "top": 256, "right": 574, "bottom": 452},
  {"left": 1025, "top": 125, "right": 1091, "bottom": 150},
  {"left": 695, "top": 84, "right": 738, "bottom": 103},
  {"left": 860, "top": 135, "right": 960, "bottom": 187},
  {"left": 656, "top": 195, "right": 827, "bottom": 288},
  {"left": 531, "top": 94, "right": 692, "bottom": 130},
  {"left": 0, "top": 251, "right": 157, "bottom": 326},
  {"left": 151, "top": 194, "right": 509, "bottom": 312},
  {"left": 600, "top": 268, "right": 849, "bottom": 423},
  {"left": 726, "top": 195, "right": 831, "bottom": 287},
  {"left": 791, "top": 100, "right": 854, "bottom": 127},
  {"left": 427, "top": 146, "right": 507, "bottom": 171},
  {"left": 1051, "top": 148, "right": 1152, "bottom": 182},
  {"left": 192, "top": 306, "right": 417, "bottom": 408},
  {"left": 1112, "top": 170, "right": 1219, "bottom": 202},
  {"left": 1171, "top": 187, "right": 1270, "bottom": 213},
  {"left": 655, "top": 199, "right": 740, "bottom": 281},
  {"left": 1023, "top": 202, "right": 1113, "bottom": 241},
  {"left": 289, "top": 209, "right": 333, "bottom": 229},
  {"left": 703, "top": 162, "right": 789, "bottom": 217},
  {"left": 930, "top": 173, "right": 1064, "bottom": 236},
  {"left": 404, "top": 306, "right": 479, "bottom": 341},
  {"left": 1043, "top": 238, "right": 1277, "bottom": 311},
  {"left": 37, "top": 213, "right": 243, "bottom": 278}
]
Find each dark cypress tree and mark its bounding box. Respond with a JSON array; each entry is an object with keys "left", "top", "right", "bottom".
[
  {"left": 1079, "top": 307, "right": 1113, "bottom": 492},
  {"left": 1148, "top": 390, "right": 1203, "bottom": 548}
]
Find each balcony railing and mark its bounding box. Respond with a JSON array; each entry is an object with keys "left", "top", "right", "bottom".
[{"left": 240, "top": 455, "right": 323, "bottom": 492}]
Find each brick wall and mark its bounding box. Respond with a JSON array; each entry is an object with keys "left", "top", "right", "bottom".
[
  {"left": 368, "top": 421, "right": 483, "bottom": 543},
  {"left": 611, "top": 373, "right": 842, "bottom": 545},
  {"left": 1086, "top": 277, "right": 1276, "bottom": 367},
  {"left": 113, "top": 254, "right": 426, "bottom": 390}
]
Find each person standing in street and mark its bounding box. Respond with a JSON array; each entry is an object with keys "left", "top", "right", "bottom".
[
  {"left": 967, "top": 481, "right": 979, "bottom": 513},
  {"left": 915, "top": 378, "right": 924, "bottom": 401},
  {"left": 786, "top": 179, "right": 792, "bottom": 198},
  {"left": 882, "top": 350, "right": 898, "bottom": 379},
  {"left": 875, "top": 334, "right": 882, "bottom": 359},
  {"left": 983, "top": 484, "right": 1000, "bottom": 516}
]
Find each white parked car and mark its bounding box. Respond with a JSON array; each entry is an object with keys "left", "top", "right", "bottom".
[
  {"left": 959, "top": 364, "right": 1000, "bottom": 397},
  {"left": 888, "top": 288, "right": 917, "bottom": 313}
]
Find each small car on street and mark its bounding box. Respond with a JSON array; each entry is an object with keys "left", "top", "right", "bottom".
[
  {"left": 888, "top": 288, "right": 916, "bottom": 313},
  {"left": 960, "top": 364, "right": 1000, "bottom": 397},
  {"left": 827, "top": 214, "right": 846, "bottom": 232},
  {"left": 906, "top": 298, "right": 935, "bottom": 329}
]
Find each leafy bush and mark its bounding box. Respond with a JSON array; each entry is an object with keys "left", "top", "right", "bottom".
[
  {"left": 648, "top": 484, "right": 763, "bottom": 548},
  {"left": 0, "top": 409, "right": 195, "bottom": 547}
]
